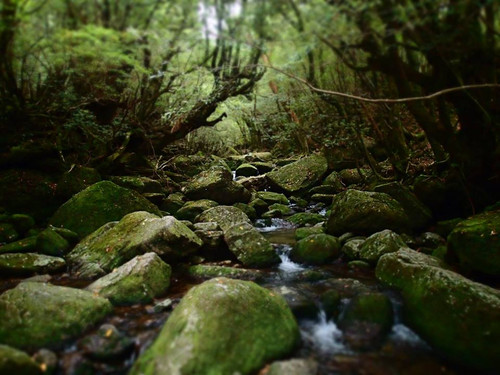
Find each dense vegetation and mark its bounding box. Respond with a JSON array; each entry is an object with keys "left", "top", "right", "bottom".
[{"left": 1, "top": 1, "right": 499, "bottom": 204}]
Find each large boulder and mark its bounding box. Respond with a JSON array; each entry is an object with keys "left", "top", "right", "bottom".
[
  {"left": 376, "top": 249, "right": 500, "bottom": 372},
  {"left": 291, "top": 234, "right": 340, "bottom": 265},
  {"left": 0, "top": 282, "right": 112, "bottom": 350},
  {"left": 183, "top": 166, "right": 251, "bottom": 204},
  {"left": 49, "top": 181, "right": 161, "bottom": 239},
  {"left": 56, "top": 165, "right": 101, "bottom": 199},
  {"left": 176, "top": 199, "right": 218, "bottom": 222},
  {"left": 196, "top": 205, "right": 251, "bottom": 232},
  {"left": 0, "top": 253, "right": 65, "bottom": 276},
  {"left": 86, "top": 253, "right": 171, "bottom": 305},
  {"left": 67, "top": 211, "right": 202, "bottom": 279},
  {"left": 129, "top": 278, "right": 299, "bottom": 375},
  {"left": 357, "top": 230, "right": 406, "bottom": 265},
  {"left": 267, "top": 154, "right": 328, "bottom": 194},
  {"left": 447, "top": 209, "right": 500, "bottom": 276},
  {"left": 224, "top": 222, "right": 279, "bottom": 268},
  {"left": 326, "top": 189, "right": 409, "bottom": 236}
]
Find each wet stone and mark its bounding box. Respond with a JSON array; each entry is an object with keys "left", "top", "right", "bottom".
[{"left": 78, "top": 324, "right": 135, "bottom": 361}]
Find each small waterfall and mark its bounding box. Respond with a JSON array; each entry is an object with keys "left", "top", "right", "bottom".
[
  {"left": 301, "top": 310, "right": 345, "bottom": 353},
  {"left": 276, "top": 245, "right": 304, "bottom": 273},
  {"left": 231, "top": 170, "right": 237, "bottom": 180},
  {"left": 389, "top": 324, "right": 429, "bottom": 348}
]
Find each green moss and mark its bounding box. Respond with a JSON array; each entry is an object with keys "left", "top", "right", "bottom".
[
  {"left": 295, "top": 227, "right": 324, "bottom": 241},
  {"left": 188, "top": 265, "right": 263, "bottom": 281},
  {"left": 447, "top": 209, "right": 500, "bottom": 275},
  {"left": 0, "top": 223, "right": 19, "bottom": 244},
  {"left": 224, "top": 222, "right": 279, "bottom": 267},
  {"left": 287, "top": 213, "right": 324, "bottom": 226},
  {"left": 358, "top": 230, "right": 406, "bottom": 265},
  {"left": 376, "top": 249, "right": 500, "bottom": 372},
  {"left": 196, "top": 206, "right": 251, "bottom": 232},
  {"left": 0, "top": 282, "right": 112, "bottom": 350},
  {"left": 0, "top": 253, "right": 66, "bottom": 276},
  {"left": 36, "top": 228, "right": 70, "bottom": 256},
  {"left": 339, "top": 292, "right": 393, "bottom": 330},
  {"left": 267, "top": 154, "right": 328, "bottom": 194},
  {"left": 130, "top": 278, "right": 299, "bottom": 375},
  {"left": 86, "top": 253, "right": 171, "bottom": 306},
  {"left": 0, "top": 345, "right": 42, "bottom": 375},
  {"left": 176, "top": 200, "right": 219, "bottom": 222},
  {"left": 49, "top": 181, "right": 161, "bottom": 239},
  {"left": 0, "top": 236, "right": 37, "bottom": 255},
  {"left": 256, "top": 192, "right": 289, "bottom": 205},
  {"left": 291, "top": 234, "right": 340, "bottom": 265}
]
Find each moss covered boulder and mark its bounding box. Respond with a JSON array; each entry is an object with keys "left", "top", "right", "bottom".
[
  {"left": 267, "top": 154, "right": 328, "bottom": 194},
  {"left": 56, "top": 165, "right": 101, "bottom": 199},
  {"left": 196, "top": 205, "right": 251, "bottom": 232},
  {"left": 358, "top": 230, "right": 406, "bottom": 265},
  {"left": 49, "top": 181, "right": 161, "bottom": 239},
  {"left": 295, "top": 226, "right": 324, "bottom": 241},
  {"left": 86, "top": 253, "right": 171, "bottom": 306},
  {"left": 176, "top": 199, "right": 219, "bottom": 222},
  {"left": 376, "top": 249, "right": 500, "bottom": 372},
  {"left": 129, "top": 278, "right": 299, "bottom": 375},
  {"left": 0, "top": 345, "right": 43, "bottom": 375},
  {"left": 108, "top": 176, "right": 162, "bottom": 194},
  {"left": 235, "top": 163, "right": 259, "bottom": 177},
  {"left": 35, "top": 227, "right": 70, "bottom": 256},
  {"left": 188, "top": 264, "right": 263, "bottom": 281},
  {"left": 447, "top": 209, "right": 500, "bottom": 276},
  {"left": 326, "top": 189, "right": 409, "bottom": 236},
  {"left": 183, "top": 166, "right": 251, "bottom": 204},
  {"left": 0, "top": 253, "right": 65, "bottom": 276},
  {"left": 0, "top": 282, "right": 112, "bottom": 350},
  {"left": 287, "top": 213, "right": 324, "bottom": 226},
  {"left": 291, "top": 234, "right": 340, "bottom": 265},
  {"left": 0, "top": 236, "right": 37, "bottom": 255},
  {"left": 224, "top": 222, "right": 279, "bottom": 267},
  {"left": 67, "top": 211, "right": 202, "bottom": 279},
  {"left": 256, "top": 191, "right": 289, "bottom": 205}
]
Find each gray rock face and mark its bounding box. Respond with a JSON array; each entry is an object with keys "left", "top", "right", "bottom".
[
  {"left": 0, "top": 282, "right": 112, "bottom": 350},
  {"left": 86, "top": 253, "right": 171, "bottom": 306},
  {"left": 183, "top": 166, "right": 251, "bottom": 204},
  {"left": 224, "top": 222, "right": 279, "bottom": 268},
  {"left": 49, "top": 181, "right": 162, "bottom": 239},
  {"left": 67, "top": 211, "right": 202, "bottom": 279},
  {"left": 376, "top": 248, "right": 500, "bottom": 372},
  {"left": 358, "top": 230, "right": 406, "bottom": 265},
  {"left": 196, "top": 205, "right": 251, "bottom": 232},
  {"left": 129, "top": 278, "right": 299, "bottom": 375},
  {"left": 326, "top": 189, "right": 409, "bottom": 236},
  {"left": 267, "top": 154, "right": 328, "bottom": 194},
  {"left": 0, "top": 253, "right": 65, "bottom": 276}
]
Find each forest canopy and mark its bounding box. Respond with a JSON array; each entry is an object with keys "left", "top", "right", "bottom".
[{"left": 0, "top": 0, "right": 499, "bottom": 206}]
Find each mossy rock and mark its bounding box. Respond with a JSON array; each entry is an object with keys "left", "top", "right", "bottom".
[
  {"left": 183, "top": 166, "right": 251, "bottom": 205},
  {"left": 129, "top": 278, "right": 299, "bottom": 375},
  {"left": 287, "top": 213, "right": 324, "bottom": 226},
  {"left": 256, "top": 192, "right": 289, "bottom": 205},
  {"left": 0, "top": 253, "right": 66, "bottom": 276},
  {"left": 268, "top": 203, "right": 293, "bottom": 216},
  {"left": 251, "top": 162, "right": 274, "bottom": 173},
  {"left": 326, "top": 189, "right": 409, "bottom": 236},
  {"left": 295, "top": 226, "right": 324, "bottom": 241},
  {"left": 176, "top": 199, "right": 219, "bottom": 222},
  {"left": 291, "top": 234, "right": 340, "bottom": 265},
  {"left": 67, "top": 211, "right": 202, "bottom": 279},
  {"left": 248, "top": 198, "right": 269, "bottom": 215},
  {"left": 235, "top": 163, "right": 259, "bottom": 177},
  {"left": 447, "top": 209, "right": 500, "bottom": 276},
  {"left": 224, "top": 222, "right": 279, "bottom": 268},
  {"left": 49, "top": 181, "right": 161, "bottom": 239},
  {"left": 0, "top": 236, "right": 37, "bottom": 255},
  {"left": 196, "top": 206, "right": 251, "bottom": 232},
  {"left": 56, "top": 166, "right": 101, "bottom": 199},
  {"left": 267, "top": 359, "right": 318, "bottom": 375},
  {"left": 233, "top": 202, "right": 257, "bottom": 220},
  {"left": 0, "top": 282, "right": 112, "bottom": 350},
  {"left": 160, "top": 192, "right": 186, "bottom": 214},
  {"left": 270, "top": 285, "right": 318, "bottom": 319},
  {"left": 358, "top": 230, "right": 406, "bottom": 265},
  {"left": 108, "top": 176, "right": 162, "bottom": 194},
  {"left": 188, "top": 264, "right": 263, "bottom": 281},
  {"left": 310, "top": 194, "right": 334, "bottom": 204},
  {"left": 376, "top": 248, "right": 500, "bottom": 372},
  {"left": 322, "top": 171, "right": 344, "bottom": 192},
  {"left": 267, "top": 154, "right": 328, "bottom": 194},
  {"left": 86, "top": 253, "right": 171, "bottom": 306},
  {"left": 9, "top": 214, "right": 35, "bottom": 235},
  {"left": 36, "top": 228, "right": 70, "bottom": 256},
  {"left": 0, "top": 345, "right": 43, "bottom": 375},
  {"left": 341, "top": 239, "right": 365, "bottom": 260}
]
